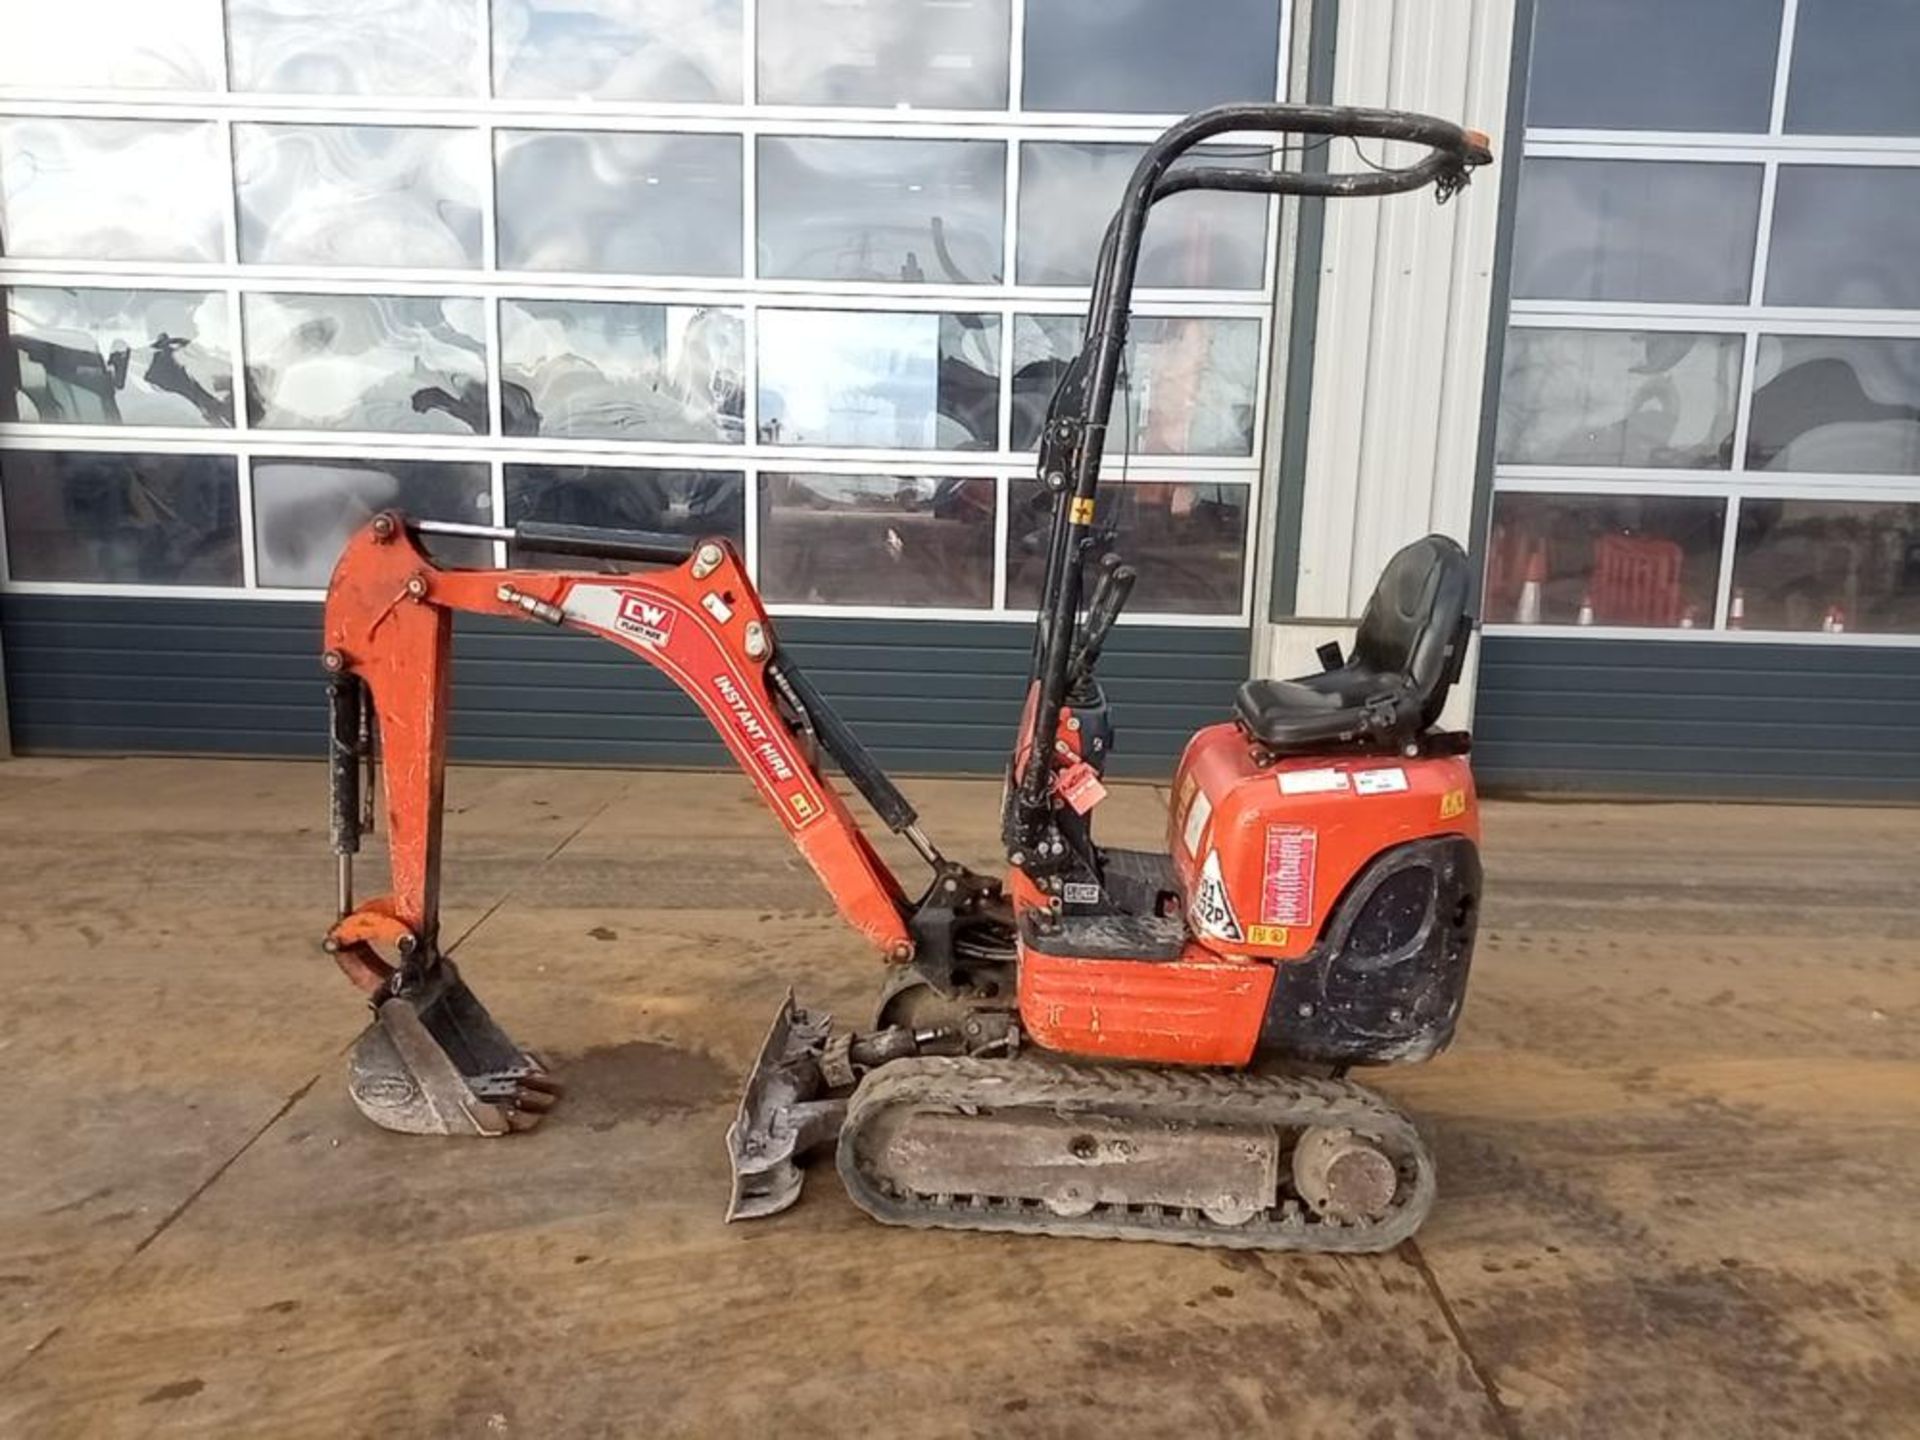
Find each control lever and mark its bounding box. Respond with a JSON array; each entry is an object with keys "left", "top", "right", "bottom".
[{"left": 1070, "top": 552, "right": 1137, "bottom": 689}]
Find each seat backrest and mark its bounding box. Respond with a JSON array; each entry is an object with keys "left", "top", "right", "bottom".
[{"left": 1351, "top": 534, "right": 1474, "bottom": 728}]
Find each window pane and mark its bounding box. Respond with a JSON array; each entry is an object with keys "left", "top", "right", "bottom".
[
  {"left": 1513, "top": 159, "right": 1762, "bottom": 305},
  {"left": 1006, "top": 480, "right": 1247, "bottom": 614},
  {"left": 0, "top": 119, "right": 225, "bottom": 262},
  {"left": 1495, "top": 329, "right": 1741, "bottom": 469},
  {"left": 1527, "top": 0, "right": 1781, "bottom": 131},
  {"left": 236, "top": 124, "right": 484, "bottom": 269},
  {"left": 1766, "top": 167, "right": 1920, "bottom": 310},
  {"left": 757, "top": 310, "right": 1000, "bottom": 449},
  {"left": 252, "top": 458, "right": 491, "bottom": 587},
  {"left": 504, "top": 465, "right": 745, "bottom": 569},
  {"left": 759, "top": 473, "right": 995, "bottom": 607},
  {"left": 0, "top": 1, "right": 223, "bottom": 89},
  {"left": 1748, "top": 335, "right": 1920, "bottom": 474},
  {"left": 226, "top": 0, "right": 479, "bottom": 95},
  {"left": 1012, "top": 314, "right": 1259, "bottom": 456},
  {"left": 1732, "top": 499, "right": 1920, "bottom": 633},
  {"left": 1017, "top": 142, "right": 1268, "bottom": 289},
  {"left": 5, "top": 287, "right": 234, "bottom": 428},
  {"left": 1022, "top": 0, "right": 1280, "bottom": 114},
  {"left": 500, "top": 298, "right": 744, "bottom": 442},
  {"left": 496, "top": 131, "right": 742, "bottom": 277},
  {"left": 243, "top": 293, "right": 490, "bottom": 434},
  {"left": 757, "top": 137, "right": 1004, "bottom": 285},
  {"left": 493, "top": 0, "right": 741, "bottom": 103},
  {"left": 1485, "top": 492, "right": 1726, "bottom": 627},
  {"left": 0, "top": 450, "right": 240, "bottom": 585},
  {"left": 1786, "top": 0, "right": 1920, "bottom": 137},
  {"left": 758, "top": 0, "right": 1010, "bottom": 108}
]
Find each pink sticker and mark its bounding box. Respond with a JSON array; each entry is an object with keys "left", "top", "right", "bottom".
[{"left": 1262, "top": 825, "right": 1318, "bottom": 927}]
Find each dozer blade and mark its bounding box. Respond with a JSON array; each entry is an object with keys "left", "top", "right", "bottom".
[
  {"left": 725, "top": 990, "right": 848, "bottom": 1222},
  {"left": 347, "top": 960, "right": 559, "bottom": 1137}
]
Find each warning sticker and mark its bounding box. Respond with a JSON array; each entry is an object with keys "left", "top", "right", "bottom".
[
  {"left": 1062, "top": 881, "right": 1101, "bottom": 906},
  {"left": 1353, "top": 767, "right": 1409, "bottom": 796},
  {"left": 1439, "top": 788, "right": 1467, "bottom": 820},
  {"left": 1189, "top": 849, "right": 1242, "bottom": 942},
  {"left": 1261, "top": 825, "right": 1318, "bottom": 927},
  {"left": 1181, "top": 786, "right": 1214, "bottom": 855},
  {"left": 1279, "top": 767, "right": 1349, "bottom": 797},
  {"left": 1246, "top": 924, "right": 1290, "bottom": 948}
]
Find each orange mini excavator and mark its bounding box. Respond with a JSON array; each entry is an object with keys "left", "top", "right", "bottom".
[{"left": 319, "top": 104, "right": 1493, "bottom": 1252}]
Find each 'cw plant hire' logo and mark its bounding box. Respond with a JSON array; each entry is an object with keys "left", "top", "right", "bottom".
[{"left": 616, "top": 593, "right": 676, "bottom": 646}]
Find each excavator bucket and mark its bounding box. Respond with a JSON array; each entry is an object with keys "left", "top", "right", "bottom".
[
  {"left": 346, "top": 961, "right": 559, "bottom": 1136},
  {"left": 725, "top": 990, "right": 847, "bottom": 1221}
]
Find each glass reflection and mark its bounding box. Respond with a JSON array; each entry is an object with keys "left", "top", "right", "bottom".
[
  {"left": 5, "top": 287, "right": 233, "bottom": 428},
  {"left": 243, "top": 293, "right": 490, "bottom": 434},
  {"left": 757, "top": 137, "right": 1004, "bottom": 285},
  {"left": 1484, "top": 492, "right": 1725, "bottom": 627},
  {"left": 759, "top": 474, "right": 996, "bottom": 607},
  {"left": 492, "top": 0, "right": 741, "bottom": 103},
  {"left": 252, "top": 458, "right": 491, "bottom": 587},
  {"left": 505, "top": 465, "right": 744, "bottom": 570},
  {"left": 1786, "top": 0, "right": 1920, "bottom": 137},
  {"left": 1012, "top": 314, "right": 1258, "bottom": 456},
  {"left": 226, "top": 0, "right": 479, "bottom": 96},
  {"left": 1526, "top": 0, "right": 1780, "bottom": 132},
  {"left": 1023, "top": 0, "right": 1280, "bottom": 114},
  {"left": 1495, "top": 329, "right": 1741, "bottom": 470},
  {"left": 1766, "top": 167, "right": 1920, "bottom": 310},
  {"left": 1006, "top": 480, "right": 1247, "bottom": 614},
  {"left": 757, "top": 0, "right": 1010, "bottom": 108},
  {"left": 500, "top": 299, "right": 744, "bottom": 442},
  {"left": 1733, "top": 500, "right": 1920, "bottom": 634},
  {"left": 757, "top": 310, "right": 1000, "bottom": 450},
  {"left": 0, "top": 1, "right": 223, "bottom": 90},
  {"left": 1748, "top": 335, "right": 1920, "bottom": 474},
  {"left": 1017, "top": 143, "right": 1268, "bottom": 289},
  {"left": 1513, "top": 159, "right": 1762, "bottom": 305},
  {"left": 236, "top": 124, "right": 484, "bottom": 269},
  {"left": 496, "top": 131, "right": 742, "bottom": 277},
  {"left": 0, "top": 119, "right": 225, "bottom": 263},
  {"left": 0, "top": 450, "right": 240, "bottom": 585}
]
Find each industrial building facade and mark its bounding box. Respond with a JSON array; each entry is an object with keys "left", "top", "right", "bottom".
[{"left": 2, "top": 0, "right": 1915, "bottom": 798}]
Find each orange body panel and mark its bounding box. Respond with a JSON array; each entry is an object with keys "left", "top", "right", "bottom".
[
  {"left": 1014, "top": 724, "right": 1479, "bottom": 1067},
  {"left": 322, "top": 517, "right": 910, "bottom": 989},
  {"left": 1169, "top": 723, "right": 1478, "bottom": 961}
]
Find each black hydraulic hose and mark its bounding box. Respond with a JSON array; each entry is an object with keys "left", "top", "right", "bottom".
[
  {"left": 1013, "top": 103, "right": 1491, "bottom": 845},
  {"left": 513, "top": 521, "right": 700, "bottom": 566}
]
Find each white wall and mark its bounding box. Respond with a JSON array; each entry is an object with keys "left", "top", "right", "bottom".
[{"left": 1256, "top": 0, "right": 1520, "bottom": 717}]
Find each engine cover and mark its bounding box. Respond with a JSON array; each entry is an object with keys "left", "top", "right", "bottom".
[{"left": 1167, "top": 723, "right": 1479, "bottom": 962}]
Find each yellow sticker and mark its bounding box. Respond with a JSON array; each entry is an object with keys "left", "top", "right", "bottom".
[
  {"left": 1439, "top": 788, "right": 1467, "bottom": 820},
  {"left": 1246, "top": 925, "right": 1290, "bottom": 947},
  {"left": 1069, "top": 497, "right": 1096, "bottom": 525},
  {"left": 788, "top": 792, "right": 819, "bottom": 823}
]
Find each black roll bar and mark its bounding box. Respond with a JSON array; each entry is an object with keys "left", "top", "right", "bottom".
[{"left": 1009, "top": 103, "right": 1492, "bottom": 854}]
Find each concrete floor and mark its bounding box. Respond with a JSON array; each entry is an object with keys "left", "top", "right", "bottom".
[{"left": 0, "top": 756, "right": 1916, "bottom": 1439}]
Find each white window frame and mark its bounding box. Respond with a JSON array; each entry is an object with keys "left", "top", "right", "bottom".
[
  {"left": 1490, "top": 0, "right": 1920, "bottom": 646},
  {"left": 0, "top": 0, "right": 1293, "bottom": 630}
]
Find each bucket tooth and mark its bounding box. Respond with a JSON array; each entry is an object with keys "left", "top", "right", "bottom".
[
  {"left": 725, "top": 990, "right": 847, "bottom": 1221},
  {"left": 346, "top": 961, "right": 555, "bottom": 1137}
]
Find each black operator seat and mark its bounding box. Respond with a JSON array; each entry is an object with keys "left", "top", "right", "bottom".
[{"left": 1234, "top": 534, "right": 1474, "bottom": 754}]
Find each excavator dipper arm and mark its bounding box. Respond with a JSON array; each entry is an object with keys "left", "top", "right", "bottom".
[{"left": 320, "top": 511, "right": 913, "bottom": 1135}]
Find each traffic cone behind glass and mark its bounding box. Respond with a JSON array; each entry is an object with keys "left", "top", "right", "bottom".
[
  {"left": 1515, "top": 546, "right": 1546, "bottom": 625},
  {"left": 1576, "top": 592, "right": 1594, "bottom": 626},
  {"left": 1824, "top": 605, "right": 1846, "bottom": 634},
  {"left": 1728, "top": 589, "right": 1745, "bottom": 630}
]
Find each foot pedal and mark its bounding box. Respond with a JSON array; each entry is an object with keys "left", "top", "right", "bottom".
[
  {"left": 725, "top": 990, "right": 847, "bottom": 1221},
  {"left": 347, "top": 961, "right": 559, "bottom": 1136}
]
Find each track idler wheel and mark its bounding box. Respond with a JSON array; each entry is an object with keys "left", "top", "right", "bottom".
[
  {"left": 347, "top": 960, "right": 558, "bottom": 1136},
  {"left": 1291, "top": 1126, "right": 1398, "bottom": 1223}
]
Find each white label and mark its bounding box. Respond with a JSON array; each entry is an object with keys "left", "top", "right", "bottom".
[
  {"left": 1279, "top": 768, "right": 1349, "bottom": 796},
  {"left": 1181, "top": 787, "right": 1214, "bottom": 855},
  {"left": 1188, "top": 849, "right": 1242, "bottom": 942},
  {"left": 1353, "top": 767, "right": 1409, "bottom": 796},
  {"left": 1062, "top": 881, "right": 1100, "bottom": 906}
]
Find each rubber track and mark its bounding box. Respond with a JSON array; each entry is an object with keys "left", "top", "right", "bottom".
[{"left": 835, "top": 1055, "right": 1436, "bottom": 1252}]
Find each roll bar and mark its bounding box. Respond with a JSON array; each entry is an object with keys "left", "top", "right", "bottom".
[{"left": 1009, "top": 103, "right": 1492, "bottom": 855}]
